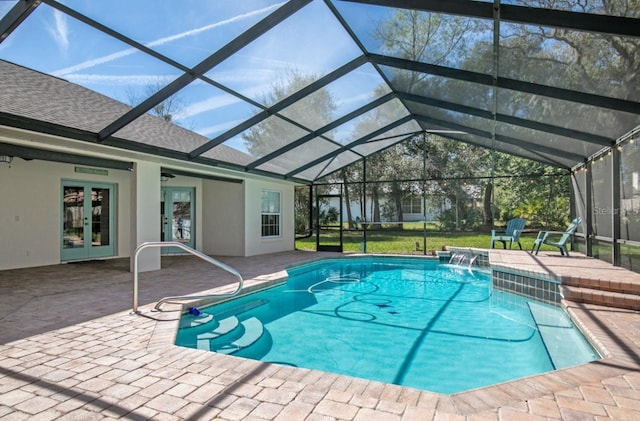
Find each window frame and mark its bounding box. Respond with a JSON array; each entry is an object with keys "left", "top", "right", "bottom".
[
  {"left": 402, "top": 196, "right": 422, "bottom": 214},
  {"left": 261, "top": 190, "right": 281, "bottom": 238}
]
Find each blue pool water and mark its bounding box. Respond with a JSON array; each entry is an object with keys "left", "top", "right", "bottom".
[{"left": 176, "top": 257, "right": 599, "bottom": 394}]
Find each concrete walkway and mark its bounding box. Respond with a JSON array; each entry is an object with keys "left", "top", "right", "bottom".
[{"left": 1, "top": 250, "right": 639, "bottom": 420}]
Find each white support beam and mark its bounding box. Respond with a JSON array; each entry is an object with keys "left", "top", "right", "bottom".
[{"left": 129, "top": 162, "right": 161, "bottom": 272}]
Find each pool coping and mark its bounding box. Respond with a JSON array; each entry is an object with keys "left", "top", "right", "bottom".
[
  {"left": 142, "top": 253, "right": 633, "bottom": 416},
  {"left": 2, "top": 250, "right": 639, "bottom": 419}
]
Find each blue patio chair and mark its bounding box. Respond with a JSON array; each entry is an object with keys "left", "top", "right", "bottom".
[
  {"left": 490, "top": 218, "right": 526, "bottom": 250},
  {"left": 531, "top": 217, "right": 582, "bottom": 256}
]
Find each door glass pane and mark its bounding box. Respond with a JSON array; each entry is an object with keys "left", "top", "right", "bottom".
[
  {"left": 172, "top": 191, "right": 191, "bottom": 242},
  {"left": 160, "top": 194, "right": 166, "bottom": 242},
  {"left": 91, "top": 188, "right": 110, "bottom": 247},
  {"left": 63, "top": 186, "right": 84, "bottom": 249}
]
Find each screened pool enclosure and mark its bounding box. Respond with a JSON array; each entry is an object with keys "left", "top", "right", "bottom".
[{"left": 0, "top": 1, "right": 639, "bottom": 270}]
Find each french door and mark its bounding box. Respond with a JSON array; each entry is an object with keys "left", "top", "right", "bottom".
[
  {"left": 61, "top": 181, "right": 115, "bottom": 261},
  {"left": 161, "top": 187, "right": 195, "bottom": 253}
]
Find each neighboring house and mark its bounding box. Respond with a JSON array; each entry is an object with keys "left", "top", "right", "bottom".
[
  {"left": 328, "top": 195, "right": 452, "bottom": 223},
  {"left": 0, "top": 60, "right": 296, "bottom": 272},
  {"left": 326, "top": 183, "right": 482, "bottom": 224}
]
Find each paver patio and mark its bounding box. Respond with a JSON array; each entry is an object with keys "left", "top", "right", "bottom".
[{"left": 1, "top": 250, "right": 639, "bottom": 420}]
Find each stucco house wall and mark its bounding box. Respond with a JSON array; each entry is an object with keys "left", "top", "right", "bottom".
[{"left": 0, "top": 157, "right": 131, "bottom": 270}]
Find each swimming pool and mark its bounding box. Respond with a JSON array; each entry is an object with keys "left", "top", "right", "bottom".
[{"left": 176, "top": 256, "right": 599, "bottom": 394}]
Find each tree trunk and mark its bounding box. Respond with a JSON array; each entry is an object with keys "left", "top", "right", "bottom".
[
  {"left": 360, "top": 181, "right": 365, "bottom": 227},
  {"left": 388, "top": 181, "right": 404, "bottom": 231},
  {"left": 394, "top": 192, "right": 404, "bottom": 231},
  {"left": 371, "top": 186, "right": 381, "bottom": 230},
  {"left": 483, "top": 182, "right": 493, "bottom": 228},
  {"left": 342, "top": 171, "right": 354, "bottom": 228}
]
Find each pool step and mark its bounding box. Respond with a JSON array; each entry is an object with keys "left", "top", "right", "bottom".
[
  {"left": 211, "top": 317, "right": 264, "bottom": 355},
  {"left": 560, "top": 285, "right": 640, "bottom": 311},
  {"left": 213, "top": 298, "right": 269, "bottom": 320},
  {"left": 560, "top": 275, "right": 640, "bottom": 310},
  {"left": 527, "top": 301, "right": 598, "bottom": 369},
  {"left": 179, "top": 299, "right": 269, "bottom": 339},
  {"left": 196, "top": 316, "right": 240, "bottom": 350},
  {"left": 195, "top": 316, "right": 264, "bottom": 354},
  {"left": 562, "top": 276, "right": 640, "bottom": 295},
  {"left": 179, "top": 312, "right": 215, "bottom": 329}
]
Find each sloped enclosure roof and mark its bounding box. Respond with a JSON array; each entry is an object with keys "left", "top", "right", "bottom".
[{"left": 0, "top": 0, "right": 639, "bottom": 182}]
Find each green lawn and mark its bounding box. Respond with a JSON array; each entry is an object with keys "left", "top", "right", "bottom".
[
  {"left": 296, "top": 227, "right": 640, "bottom": 272},
  {"left": 296, "top": 227, "right": 558, "bottom": 254}
]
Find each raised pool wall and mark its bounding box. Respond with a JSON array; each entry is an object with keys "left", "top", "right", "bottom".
[{"left": 447, "top": 247, "right": 562, "bottom": 306}]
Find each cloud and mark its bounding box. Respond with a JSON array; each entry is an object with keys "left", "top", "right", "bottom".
[
  {"left": 196, "top": 119, "right": 246, "bottom": 138},
  {"left": 52, "top": 48, "right": 140, "bottom": 78},
  {"left": 145, "top": 3, "right": 286, "bottom": 50},
  {"left": 336, "top": 92, "right": 375, "bottom": 108},
  {"left": 60, "top": 73, "right": 167, "bottom": 86},
  {"left": 52, "top": 2, "right": 286, "bottom": 77},
  {"left": 47, "top": 9, "right": 69, "bottom": 52},
  {"left": 179, "top": 82, "right": 277, "bottom": 121},
  {"left": 181, "top": 95, "right": 243, "bottom": 118}
]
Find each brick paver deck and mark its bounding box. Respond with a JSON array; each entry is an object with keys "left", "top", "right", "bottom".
[{"left": 1, "top": 250, "right": 639, "bottom": 420}]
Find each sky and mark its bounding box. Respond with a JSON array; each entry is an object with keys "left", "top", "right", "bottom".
[{"left": 0, "top": 0, "right": 396, "bottom": 154}]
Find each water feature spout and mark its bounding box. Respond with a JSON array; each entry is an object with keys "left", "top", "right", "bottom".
[
  {"left": 468, "top": 256, "right": 478, "bottom": 268},
  {"left": 449, "top": 252, "right": 478, "bottom": 269}
]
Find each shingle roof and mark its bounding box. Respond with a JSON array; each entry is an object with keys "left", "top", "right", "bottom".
[{"left": 0, "top": 59, "right": 279, "bottom": 172}]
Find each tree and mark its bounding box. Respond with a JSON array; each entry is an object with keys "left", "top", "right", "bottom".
[
  {"left": 372, "top": 8, "right": 496, "bottom": 229},
  {"left": 342, "top": 84, "right": 422, "bottom": 229},
  {"left": 371, "top": 141, "right": 422, "bottom": 229},
  {"left": 340, "top": 168, "right": 356, "bottom": 228},
  {"left": 126, "top": 79, "right": 187, "bottom": 124},
  {"left": 374, "top": 9, "right": 489, "bottom": 92},
  {"left": 368, "top": 3, "right": 619, "bottom": 229},
  {"left": 497, "top": 1, "right": 639, "bottom": 133},
  {"left": 241, "top": 70, "right": 338, "bottom": 237},
  {"left": 294, "top": 186, "right": 311, "bottom": 234},
  {"left": 242, "top": 70, "right": 336, "bottom": 158},
  {"left": 492, "top": 154, "right": 570, "bottom": 229},
  {"left": 407, "top": 135, "right": 492, "bottom": 230}
]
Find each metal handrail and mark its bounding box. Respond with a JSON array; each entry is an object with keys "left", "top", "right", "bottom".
[{"left": 132, "top": 241, "right": 244, "bottom": 313}]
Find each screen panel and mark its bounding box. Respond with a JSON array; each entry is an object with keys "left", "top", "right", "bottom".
[
  {"left": 501, "top": 0, "right": 640, "bottom": 18},
  {"left": 620, "top": 140, "right": 640, "bottom": 242},
  {"left": 500, "top": 21, "right": 640, "bottom": 102},
  {"left": 205, "top": 1, "right": 361, "bottom": 106},
  {"left": 591, "top": 153, "right": 613, "bottom": 238},
  {"left": 333, "top": 1, "right": 494, "bottom": 73},
  {"left": 59, "top": 0, "right": 287, "bottom": 67}
]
